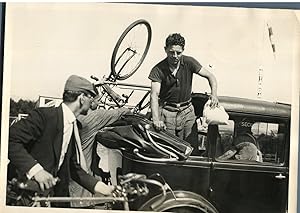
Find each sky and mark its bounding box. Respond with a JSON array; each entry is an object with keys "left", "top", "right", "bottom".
[{"left": 3, "top": 3, "right": 300, "bottom": 105}]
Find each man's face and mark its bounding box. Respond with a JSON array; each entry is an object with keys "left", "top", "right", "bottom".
[
  {"left": 80, "top": 93, "right": 93, "bottom": 115},
  {"left": 165, "top": 45, "right": 184, "bottom": 67},
  {"left": 90, "top": 96, "right": 100, "bottom": 111}
]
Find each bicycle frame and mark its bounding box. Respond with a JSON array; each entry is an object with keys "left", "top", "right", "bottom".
[
  {"left": 93, "top": 77, "right": 151, "bottom": 112},
  {"left": 96, "top": 81, "right": 151, "bottom": 90},
  {"left": 31, "top": 196, "right": 129, "bottom": 209},
  {"left": 14, "top": 173, "right": 167, "bottom": 211}
]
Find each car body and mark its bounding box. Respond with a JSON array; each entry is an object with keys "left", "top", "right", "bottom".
[{"left": 120, "top": 93, "right": 290, "bottom": 213}]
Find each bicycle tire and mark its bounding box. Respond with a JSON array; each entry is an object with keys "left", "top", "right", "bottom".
[{"left": 111, "top": 19, "right": 152, "bottom": 80}]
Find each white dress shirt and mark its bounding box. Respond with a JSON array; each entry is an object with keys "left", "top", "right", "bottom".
[{"left": 58, "top": 103, "right": 76, "bottom": 170}]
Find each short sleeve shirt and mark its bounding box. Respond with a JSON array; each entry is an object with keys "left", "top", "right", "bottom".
[{"left": 148, "top": 55, "right": 202, "bottom": 103}]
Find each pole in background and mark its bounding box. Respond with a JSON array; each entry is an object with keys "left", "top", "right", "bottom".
[
  {"left": 267, "top": 24, "right": 276, "bottom": 59},
  {"left": 257, "top": 67, "right": 263, "bottom": 99}
]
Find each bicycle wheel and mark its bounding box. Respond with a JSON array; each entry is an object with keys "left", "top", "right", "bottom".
[{"left": 111, "top": 19, "right": 152, "bottom": 80}]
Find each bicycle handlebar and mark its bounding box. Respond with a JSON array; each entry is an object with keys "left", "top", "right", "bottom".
[
  {"left": 101, "top": 84, "right": 124, "bottom": 107},
  {"left": 91, "top": 75, "right": 99, "bottom": 81},
  {"left": 91, "top": 75, "right": 151, "bottom": 112},
  {"left": 94, "top": 81, "right": 151, "bottom": 90}
]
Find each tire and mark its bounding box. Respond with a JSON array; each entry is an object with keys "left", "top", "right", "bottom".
[
  {"left": 163, "top": 206, "right": 210, "bottom": 213},
  {"left": 139, "top": 190, "right": 219, "bottom": 213},
  {"left": 111, "top": 19, "right": 152, "bottom": 80}
]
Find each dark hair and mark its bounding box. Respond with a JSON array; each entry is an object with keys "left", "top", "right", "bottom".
[
  {"left": 63, "top": 90, "right": 82, "bottom": 102},
  {"left": 165, "top": 33, "right": 185, "bottom": 49}
]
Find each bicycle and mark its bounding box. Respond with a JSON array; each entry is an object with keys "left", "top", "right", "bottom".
[
  {"left": 92, "top": 19, "right": 152, "bottom": 112},
  {"left": 6, "top": 173, "right": 162, "bottom": 209},
  {"left": 7, "top": 172, "right": 218, "bottom": 212}
]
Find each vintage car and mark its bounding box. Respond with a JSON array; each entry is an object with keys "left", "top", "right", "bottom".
[{"left": 97, "top": 92, "right": 290, "bottom": 213}]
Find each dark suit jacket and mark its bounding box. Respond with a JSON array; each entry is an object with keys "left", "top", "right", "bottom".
[{"left": 8, "top": 104, "right": 98, "bottom": 198}]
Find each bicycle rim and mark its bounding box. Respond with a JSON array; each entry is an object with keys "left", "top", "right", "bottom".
[{"left": 111, "top": 19, "right": 152, "bottom": 80}]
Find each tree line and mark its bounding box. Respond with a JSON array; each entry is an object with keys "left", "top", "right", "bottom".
[{"left": 10, "top": 98, "right": 36, "bottom": 116}]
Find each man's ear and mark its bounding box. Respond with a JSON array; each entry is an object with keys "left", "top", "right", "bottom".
[
  {"left": 164, "top": 46, "right": 167, "bottom": 53},
  {"left": 79, "top": 93, "right": 85, "bottom": 105}
]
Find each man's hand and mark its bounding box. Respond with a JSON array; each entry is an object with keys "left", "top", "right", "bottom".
[
  {"left": 94, "top": 181, "right": 115, "bottom": 196},
  {"left": 209, "top": 95, "right": 219, "bottom": 108},
  {"left": 33, "top": 170, "right": 58, "bottom": 191},
  {"left": 153, "top": 120, "right": 166, "bottom": 131}
]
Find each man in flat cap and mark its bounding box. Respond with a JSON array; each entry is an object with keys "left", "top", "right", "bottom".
[
  {"left": 8, "top": 75, "right": 115, "bottom": 207},
  {"left": 69, "top": 94, "right": 131, "bottom": 208}
]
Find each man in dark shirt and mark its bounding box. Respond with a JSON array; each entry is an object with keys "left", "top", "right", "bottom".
[{"left": 148, "top": 33, "right": 218, "bottom": 140}]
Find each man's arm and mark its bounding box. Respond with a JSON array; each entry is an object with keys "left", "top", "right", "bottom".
[
  {"left": 70, "top": 150, "right": 114, "bottom": 195},
  {"left": 9, "top": 109, "right": 45, "bottom": 174},
  {"left": 9, "top": 109, "right": 57, "bottom": 190},
  {"left": 94, "top": 107, "right": 131, "bottom": 128},
  {"left": 79, "top": 107, "right": 130, "bottom": 133},
  {"left": 197, "top": 67, "right": 219, "bottom": 107},
  {"left": 150, "top": 81, "right": 166, "bottom": 131}
]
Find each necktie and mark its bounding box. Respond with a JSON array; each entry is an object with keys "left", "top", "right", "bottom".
[{"left": 73, "top": 121, "right": 88, "bottom": 172}]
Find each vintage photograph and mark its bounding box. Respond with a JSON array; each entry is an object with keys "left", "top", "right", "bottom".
[{"left": 1, "top": 3, "right": 299, "bottom": 213}]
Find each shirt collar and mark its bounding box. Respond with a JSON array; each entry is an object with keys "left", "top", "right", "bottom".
[
  {"left": 62, "top": 102, "right": 76, "bottom": 124},
  {"left": 179, "top": 55, "right": 185, "bottom": 66}
]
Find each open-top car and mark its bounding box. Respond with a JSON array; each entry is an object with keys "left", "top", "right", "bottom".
[{"left": 97, "top": 92, "right": 290, "bottom": 213}]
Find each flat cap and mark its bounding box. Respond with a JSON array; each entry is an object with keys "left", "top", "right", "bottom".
[{"left": 64, "top": 75, "right": 97, "bottom": 97}]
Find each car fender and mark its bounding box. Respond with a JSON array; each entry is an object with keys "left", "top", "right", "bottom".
[{"left": 138, "top": 190, "right": 219, "bottom": 213}]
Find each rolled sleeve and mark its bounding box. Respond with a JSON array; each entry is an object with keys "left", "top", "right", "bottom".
[
  {"left": 187, "top": 56, "right": 202, "bottom": 74},
  {"left": 148, "top": 67, "right": 162, "bottom": 83}
]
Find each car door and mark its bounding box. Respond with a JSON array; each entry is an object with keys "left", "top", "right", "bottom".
[{"left": 209, "top": 117, "right": 289, "bottom": 213}]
